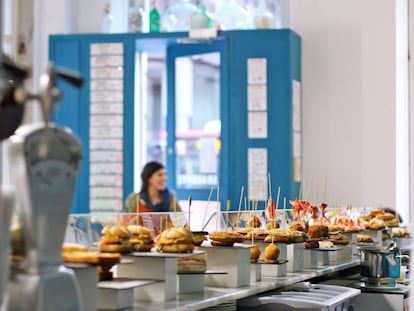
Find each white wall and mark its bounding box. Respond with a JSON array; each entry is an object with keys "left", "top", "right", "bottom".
[
  {"left": 408, "top": 0, "right": 414, "bottom": 225},
  {"left": 290, "top": 0, "right": 398, "bottom": 210}
]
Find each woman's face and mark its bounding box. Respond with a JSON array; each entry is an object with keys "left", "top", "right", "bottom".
[{"left": 148, "top": 168, "right": 167, "bottom": 192}]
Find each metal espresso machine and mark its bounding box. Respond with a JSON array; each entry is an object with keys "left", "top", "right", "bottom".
[
  {"left": 0, "top": 56, "right": 29, "bottom": 310},
  {"left": 0, "top": 62, "right": 85, "bottom": 311}
]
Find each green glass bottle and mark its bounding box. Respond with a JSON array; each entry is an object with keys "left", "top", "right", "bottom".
[
  {"left": 202, "top": 4, "right": 214, "bottom": 29},
  {"left": 149, "top": 1, "right": 160, "bottom": 32}
]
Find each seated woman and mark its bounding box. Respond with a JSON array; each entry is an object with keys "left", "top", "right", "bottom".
[{"left": 124, "top": 161, "right": 182, "bottom": 234}]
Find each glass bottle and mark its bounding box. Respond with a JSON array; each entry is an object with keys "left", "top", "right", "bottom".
[
  {"left": 215, "top": 0, "right": 252, "bottom": 30},
  {"left": 202, "top": 4, "right": 215, "bottom": 29},
  {"left": 168, "top": 0, "right": 197, "bottom": 32},
  {"left": 161, "top": 6, "right": 177, "bottom": 32},
  {"left": 101, "top": 2, "right": 114, "bottom": 33},
  {"left": 149, "top": 1, "right": 160, "bottom": 32},
  {"left": 129, "top": 1, "right": 145, "bottom": 32},
  {"left": 254, "top": 0, "right": 274, "bottom": 29},
  {"left": 190, "top": 1, "right": 208, "bottom": 29}
]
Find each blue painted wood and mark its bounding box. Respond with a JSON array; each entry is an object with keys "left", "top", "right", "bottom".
[
  {"left": 49, "top": 30, "right": 301, "bottom": 213},
  {"left": 224, "top": 30, "right": 301, "bottom": 210},
  {"left": 49, "top": 34, "right": 137, "bottom": 213},
  {"left": 166, "top": 37, "right": 228, "bottom": 202}
]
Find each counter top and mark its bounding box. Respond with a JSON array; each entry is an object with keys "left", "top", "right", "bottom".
[{"left": 130, "top": 258, "right": 361, "bottom": 311}]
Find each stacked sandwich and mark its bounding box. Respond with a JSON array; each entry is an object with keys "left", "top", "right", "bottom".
[{"left": 155, "top": 227, "right": 195, "bottom": 253}]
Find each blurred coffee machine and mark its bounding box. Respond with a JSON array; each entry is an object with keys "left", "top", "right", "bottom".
[{"left": 0, "top": 46, "right": 85, "bottom": 310}]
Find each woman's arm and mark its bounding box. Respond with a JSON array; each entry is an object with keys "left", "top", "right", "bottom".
[
  {"left": 125, "top": 193, "right": 139, "bottom": 213},
  {"left": 169, "top": 192, "right": 182, "bottom": 212}
]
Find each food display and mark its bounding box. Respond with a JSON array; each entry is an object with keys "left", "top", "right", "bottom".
[
  {"left": 383, "top": 218, "right": 399, "bottom": 228},
  {"left": 368, "top": 218, "right": 386, "bottom": 230},
  {"left": 307, "top": 225, "right": 329, "bottom": 239},
  {"left": 327, "top": 225, "right": 340, "bottom": 233},
  {"left": 127, "top": 225, "right": 154, "bottom": 251},
  {"left": 303, "top": 239, "right": 319, "bottom": 249},
  {"left": 266, "top": 220, "right": 279, "bottom": 230},
  {"left": 247, "top": 215, "right": 262, "bottom": 228},
  {"left": 62, "top": 243, "right": 88, "bottom": 253},
  {"left": 374, "top": 212, "right": 399, "bottom": 227},
  {"left": 176, "top": 253, "right": 207, "bottom": 273},
  {"left": 357, "top": 234, "right": 374, "bottom": 243},
  {"left": 63, "top": 251, "right": 99, "bottom": 264},
  {"left": 208, "top": 231, "right": 245, "bottom": 246},
  {"left": 289, "top": 222, "right": 307, "bottom": 232},
  {"left": 264, "top": 228, "right": 306, "bottom": 243},
  {"left": 392, "top": 227, "right": 410, "bottom": 238},
  {"left": 265, "top": 198, "right": 279, "bottom": 230},
  {"left": 328, "top": 233, "right": 350, "bottom": 245},
  {"left": 62, "top": 242, "right": 121, "bottom": 281},
  {"left": 245, "top": 228, "right": 269, "bottom": 241},
  {"left": 318, "top": 240, "right": 334, "bottom": 248},
  {"left": 10, "top": 225, "right": 25, "bottom": 261},
  {"left": 332, "top": 216, "right": 364, "bottom": 232},
  {"left": 236, "top": 227, "right": 252, "bottom": 236},
  {"left": 63, "top": 248, "right": 121, "bottom": 265},
  {"left": 192, "top": 231, "right": 208, "bottom": 246},
  {"left": 98, "top": 225, "right": 133, "bottom": 253},
  {"left": 359, "top": 208, "right": 400, "bottom": 229},
  {"left": 155, "top": 227, "right": 195, "bottom": 253},
  {"left": 263, "top": 243, "right": 280, "bottom": 263},
  {"left": 250, "top": 246, "right": 261, "bottom": 263}
]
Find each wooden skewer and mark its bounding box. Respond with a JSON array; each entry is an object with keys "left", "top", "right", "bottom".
[
  {"left": 283, "top": 197, "right": 287, "bottom": 229},
  {"left": 236, "top": 186, "right": 244, "bottom": 231},
  {"left": 275, "top": 186, "right": 281, "bottom": 210},
  {"left": 306, "top": 174, "right": 313, "bottom": 202},
  {"left": 244, "top": 196, "right": 247, "bottom": 227},
  {"left": 274, "top": 186, "right": 281, "bottom": 229},
  {"left": 215, "top": 185, "right": 220, "bottom": 231},
  {"left": 188, "top": 196, "right": 192, "bottom": 230},
  {"left": 298, "top": 175, "right": 303, "bottom": 200},
  {"left": 136, "top": 193, "right": 140, "bottom": 226},
  {"left": 202, "top": 186, "right": 214, "bottom": 231},
  {"left": 268, "top": 172, "right": 272, "bottom": 200},
  {"left": 173, "top": 194, "right": 177, "bottom": 226},
  {"left": 322, "top": 176, "right": 328, "bottom": 203},
  {"left": 226, "top": 200, "right": 231, "bottom": 232}
]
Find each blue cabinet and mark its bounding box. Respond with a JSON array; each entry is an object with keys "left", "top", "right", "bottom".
[{"left": 49, "top": 29, "right": 301, "bottom": 213}]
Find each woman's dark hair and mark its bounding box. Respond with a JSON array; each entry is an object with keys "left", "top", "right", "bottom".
[{"left": 140, "top": 161, "right": 164, "bottom": 192}]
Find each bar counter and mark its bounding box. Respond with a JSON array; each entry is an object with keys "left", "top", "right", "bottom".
[{"left": 130, "top": 258, "right": 361, "bottom": 311}]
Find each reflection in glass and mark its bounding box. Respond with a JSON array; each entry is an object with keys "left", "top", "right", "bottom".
[{"left": 175, "top": 53, "right": 220, "bottom": 189}]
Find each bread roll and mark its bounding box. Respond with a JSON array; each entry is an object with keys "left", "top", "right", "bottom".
[
  {"left": 156, "top": 227, "right": 194, "bottom": 253},
  {"left": 376, "top": 212, "right": 395, "bottom": 221},
  {"left": 368, "top": 218, "right": 385, "bottom": 230},
  {"left": 209, "top": 231, "right": 245, "bottom": 246}
]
